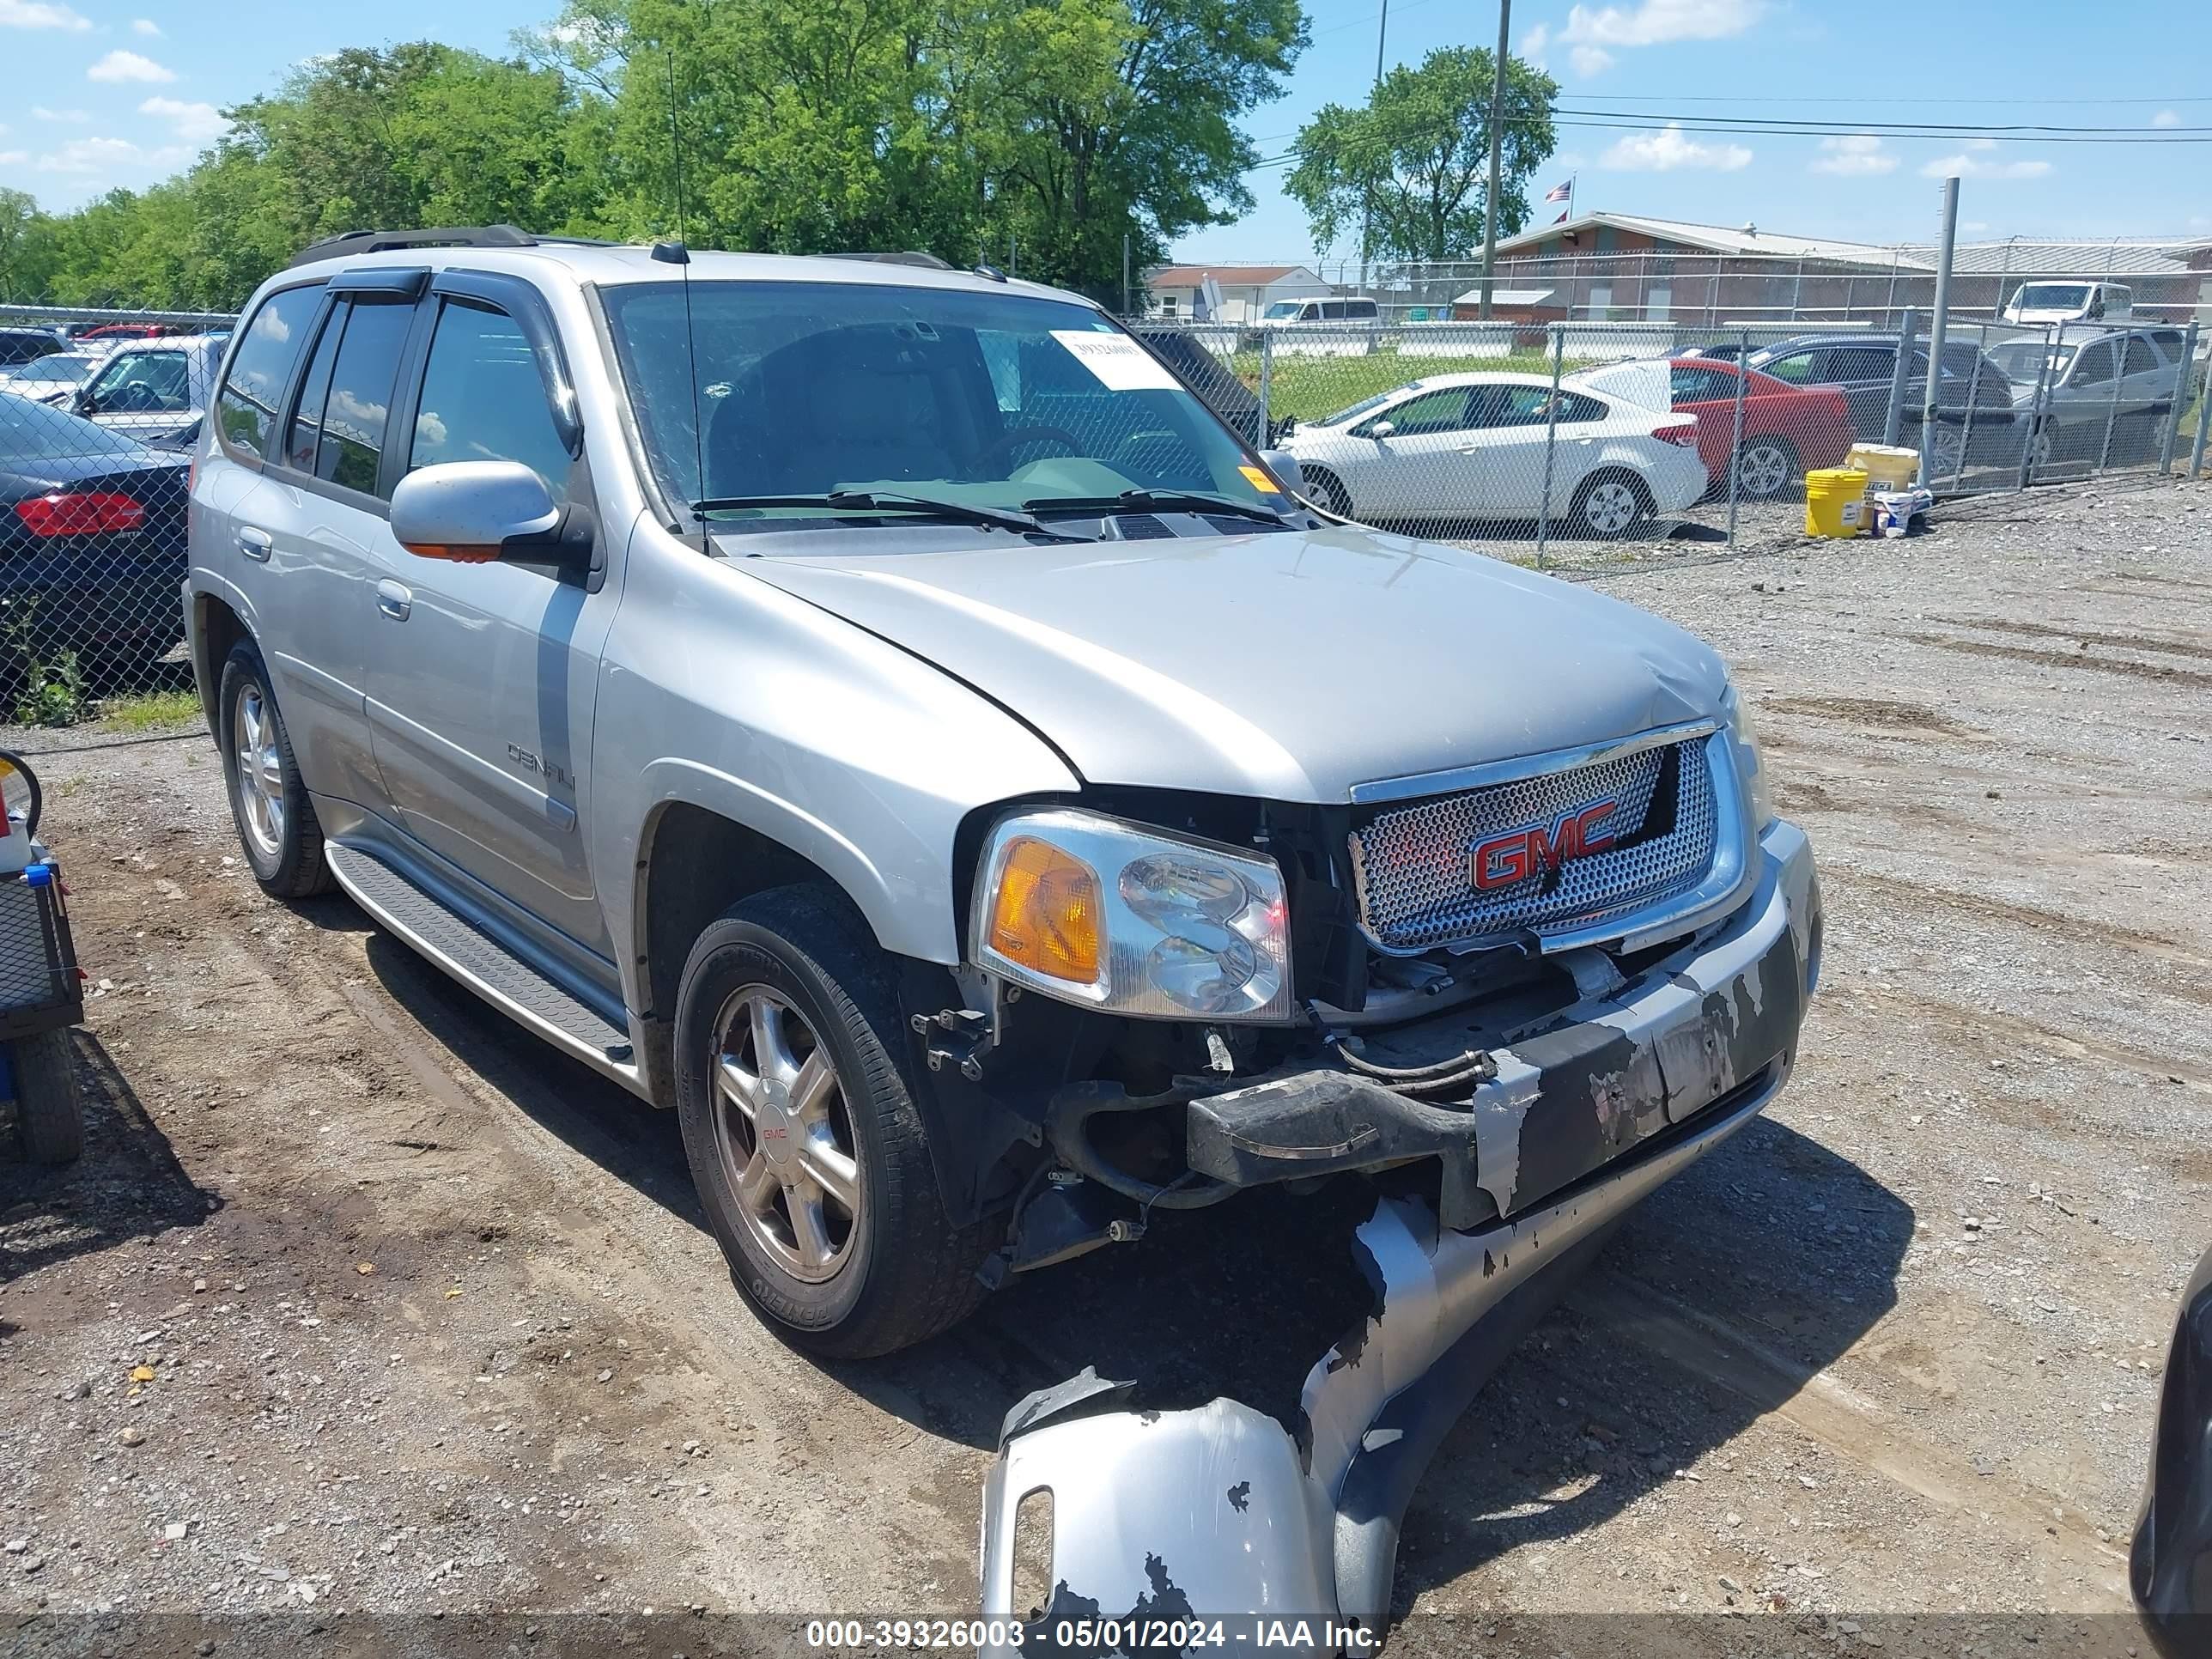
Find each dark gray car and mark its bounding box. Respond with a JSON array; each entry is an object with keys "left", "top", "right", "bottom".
[{"left": 1747, "top": 331, "right": 2021, "bottom": 475}]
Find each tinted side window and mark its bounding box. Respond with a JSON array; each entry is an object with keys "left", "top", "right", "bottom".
[
  {"left": 407, "top": 300, "right": 572, "bottom": 492},
  {"left": 314, "top": 301, "right": 415, "bottom": 496},
  {"left": 216, "top": 284, "right": 324, "bottom": 459},
  {"left": 2124, "top": 337, "right": 2160, "bottom": 375},
  {"left": 1376, "top": 388, "right": 1468, "bottom": 434},
  {"left": 1346, "top": 300, "right": 1377, "bottom": 320},
  {"left": 1322, "top": 301, "right": 1346, "bottom": 320},
  {"left": 1554, "top": 392, "right": 1608, "bottom": 424},
  {"left": 1824, "top": 347, "right": 1893, "bottom": 383},
  {"left": 283, "top": 301, "right": 346, "bottom": 474},
  {"left": 2071, "top": 342, "right": 2116, "bottom": 386}
]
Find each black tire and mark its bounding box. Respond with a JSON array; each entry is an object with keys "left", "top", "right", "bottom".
[
  {"left": 1733, "top": 436, "right": 1800, "bottom": 502},
  {"left": 672, "top": 884, "right": 996, "bottom": 1358},
  {"left": 10, "top": 1027, "right": 82, "bottom": 1164},
  {"left": 1302, "top": 467, "right": 1353, "bottom": 519},
  {"left": 1570, "top": 468, "right": 1655, "bottom": 540},
  {"left": 217, "top": 641, "right": 333, "bottom": 900}
]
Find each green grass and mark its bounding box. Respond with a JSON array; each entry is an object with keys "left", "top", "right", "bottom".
[
  {"left": 1232, "top": 349, "right": 1607, "bottom": 425},
  {"left": 93, "top": 688, "right": 201, "bottom": 732}
]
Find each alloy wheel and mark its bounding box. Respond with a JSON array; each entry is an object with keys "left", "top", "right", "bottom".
[
  {"left": 708, "top": 985, "right": 861, "bottom": 1284},
  {"left": 232, "top": 682, "right": 285, "bottom": 861},
  {"left": 1737, "top": 442, "right": 1791, "bottom": 500},
  {"left": 1582, "top": 479, "right": 1641, "bottom": 536}
]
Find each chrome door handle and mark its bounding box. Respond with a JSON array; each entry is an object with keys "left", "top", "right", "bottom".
[
  {"left": 374, "top": 579, "right": 413, "bottom": 621},
  {"left": 236, "top": 526, "right": 272, "bottom": 562}
]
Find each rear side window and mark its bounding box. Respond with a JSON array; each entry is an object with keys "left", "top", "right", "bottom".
[
  {"left": 2124, "top": 337, "right": 2160, "bottom": 375},
  {"left": 1345, "top": 300, "right": 1377, "bottom": 320},
  {"left": 313, "top": 300, "right": 415, "bottom": 496},
  {"left": 408, "top": 300, "right": 572, "bottom": 492},
  {"left": 216, "top": 284, "right": 324, "bottom": 459}
]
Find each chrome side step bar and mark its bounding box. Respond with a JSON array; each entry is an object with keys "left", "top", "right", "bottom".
[{"left": 324, "top": 842, "right": 647, "bottom": 1097}]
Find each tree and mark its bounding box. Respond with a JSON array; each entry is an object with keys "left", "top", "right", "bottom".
[{"left": 1284, "top": 46, "right": 1557, "bottom": 264}]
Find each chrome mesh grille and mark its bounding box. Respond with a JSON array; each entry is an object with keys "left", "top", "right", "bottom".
[{"left": 1350, "top": 737, "right": 1719, "bottom": 951}]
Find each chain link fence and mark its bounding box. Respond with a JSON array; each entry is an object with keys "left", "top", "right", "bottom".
[
  {"left": 1131, "top": 313, "right": 2210, "bottom": 571},
  {"left": 0, "top": 305, "right": 234, "bottom": 729},
  {"left": 0, "top": 290, "right": 2205, "bottom": 734}
]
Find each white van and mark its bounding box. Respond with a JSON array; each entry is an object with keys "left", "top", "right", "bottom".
[{"left": 2002, "top": 281, "right": 2132, "bottom": 326}]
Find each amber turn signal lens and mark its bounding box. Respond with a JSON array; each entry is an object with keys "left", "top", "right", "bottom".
[{"left": 987, "top": 837, "right": 1101, "bottom": 985}]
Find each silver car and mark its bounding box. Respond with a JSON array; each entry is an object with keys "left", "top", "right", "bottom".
[
  {"left": 185, "top": 231, "right": 1817, "bottom": 1385},
  {"left": 74, "top": 332, "right": 224, "bottom": 445}
]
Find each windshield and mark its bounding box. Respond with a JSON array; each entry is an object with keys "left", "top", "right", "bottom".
[
  {"left": 601, "top": 281, "right": 1282, "bottom": 526},
  {"left": 1990, "top": 340, "right": 2070, "bottom": 384},
  {"left": 4, "top": 355, "right": 94, "bottom": 386},
  {"left": 1316, "top": 389, "right": 1403, "bottom": 427},
  {"left": 2013, "top": 285, "right": 2090, "bottom": 312},
  {"left": 1261, "top": 301, "right": 1305, "bottom": 320}
]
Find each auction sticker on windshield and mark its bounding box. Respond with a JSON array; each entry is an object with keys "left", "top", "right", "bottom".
[{"left": 1051, "top": 330, "right": 1182, "bottom": 392}]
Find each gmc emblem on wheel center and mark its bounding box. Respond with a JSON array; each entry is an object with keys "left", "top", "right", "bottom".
[{"left": 1471, "top": 798, "right": 1621, "bottom": 891}]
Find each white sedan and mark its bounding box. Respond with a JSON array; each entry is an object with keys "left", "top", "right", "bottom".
[{"left": 1280, "top": 371, "right": 1710, "bottom": 538}]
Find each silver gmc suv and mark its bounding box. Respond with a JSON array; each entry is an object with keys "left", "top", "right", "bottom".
[{"left": 185, "top": 228, "right": 1821, "bottom": 1380}]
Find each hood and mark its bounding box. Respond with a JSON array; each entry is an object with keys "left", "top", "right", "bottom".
[{"left": 735, "top": 526, "right": 1729, "bottom": 803}]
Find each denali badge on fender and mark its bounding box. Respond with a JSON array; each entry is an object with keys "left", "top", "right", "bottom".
[{"left": 1471, "top": 797, "right": 1620, "bottom": 890}]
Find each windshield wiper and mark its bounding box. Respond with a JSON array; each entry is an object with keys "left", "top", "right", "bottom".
[
  {"left": 690, "top": 491, "right": 1077, "bottom": 538},
  {"left": 1023, "top": 489, "right": 1294, "bottom": 526}
]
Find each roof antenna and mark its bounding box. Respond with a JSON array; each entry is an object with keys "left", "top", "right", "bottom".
[{"left": 656, "top": 43, "right": 708, "bottom": 550}]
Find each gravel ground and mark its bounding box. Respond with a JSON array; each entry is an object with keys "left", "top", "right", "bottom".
[{"left": 0, "top": 477, "right": 2205, "bottom": 1650}]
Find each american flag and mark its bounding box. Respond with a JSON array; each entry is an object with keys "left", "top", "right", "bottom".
[{"left": 1544, "top": 179, "right": 1573, "bottom": 204}]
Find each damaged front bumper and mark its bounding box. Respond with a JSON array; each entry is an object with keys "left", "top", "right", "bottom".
[{"left": 980, "top": 821, "right": 1818, "bottom": 1643}]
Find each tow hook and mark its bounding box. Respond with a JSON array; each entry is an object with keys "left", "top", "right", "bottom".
[{"left": 911, "top": 1006, "right": 989, "bottom": 1081}]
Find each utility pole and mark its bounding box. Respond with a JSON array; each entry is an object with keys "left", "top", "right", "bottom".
[
  {"left": 1917, "top": 175, "right": 1960, "bottom": 489},
  {"left": 1358, "top": 0, "right": 1389, "bottom": 297},
  {"left": 1121, "top": 234, "right": 1131, "bottom": 317},
  {"left": 1477, "top": 0, "right": 1511, "bottom": 319}
]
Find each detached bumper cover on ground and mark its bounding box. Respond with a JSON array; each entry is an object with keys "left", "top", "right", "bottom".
[{"left": 981, "top": 823, "right": 1818, "bottom": 1644}]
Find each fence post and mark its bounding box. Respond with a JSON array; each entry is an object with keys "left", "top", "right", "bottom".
[
  {"left": 2160, "top": 319, "right": 2197, "bottom": 477},
  {"left": 1255, "top": 326, "right": 1273, "bottom": 448},
  {"left": 1535, "top": 325, "right": 1565, "bottom": 568},
  {"left": 1951, "top": 321, "right": 1984, "bottom": 491},
  {"left": 1917, "top": 176, "right": 1960, "bottom": 489},
  {"left": 1883, "top": 308, "right": 1917, "bottom": 447},
  {"left": 1725, "top": 326, "right": 1749, "bottom": 550},
  {"left": 2098, "top": 326, "right": 2125, "bottom": 472},
  {"left": 2018, "top": 323, "right": 2057, "bottom": 491},
  {"left": 2193, "top": 348, "right": 2212, "bottom": 480}
]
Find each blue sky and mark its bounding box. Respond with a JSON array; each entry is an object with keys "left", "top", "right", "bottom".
[{"left": 3, "top": 0, "right": 2206, "bottom": 256}]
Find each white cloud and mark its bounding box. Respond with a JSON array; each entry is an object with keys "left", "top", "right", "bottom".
[
  {"left": 32, "top": 106, "right": 90, "bottom": 123},
  {"left": 1563, "top": 0, "right": 1763, "bottom": 48},
  {"left": 35, "top": 134, "right": 143, "bottom": 173},
  {"left": 131, "top": 15, "right": 161, "bottom": 34},
  {"left": 0, "top": 150, "right": 25, "bottom": 166},
  {"left": 87, "top": 47, "right": 175, "bottom": 82},
  {"left": 1601, "top": 121, "right": 1752, "bottom": 172},
  {"left": 1921, "top": 151, "right": 2051, "bottom": 180},
  {"left": 1811, "top": 134, "right": 1897, "bottom": 176},
  {"left": 1569, "top": 44, "right": 1615, "bottom": 75},
  {"left": 0, "top": 0, "right": 91, "bottom": 29},
  {"left": 139, "top": 95, "right": 224, "bottom": 143},
  {"left": 1519, "top": 22, "right": 1550, "bottom": 53},
  {"left": 2151, "top": 109, "right": 2179, "bottom": 128}
]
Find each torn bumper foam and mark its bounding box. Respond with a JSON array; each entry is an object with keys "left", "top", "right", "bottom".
[{"left": 979, "top": 823, "right": 1816, "bottom": 1644}]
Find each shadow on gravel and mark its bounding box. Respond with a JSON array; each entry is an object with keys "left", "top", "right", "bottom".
[
  {"left": 0, "top": 1030, "right": 219, "bottom": 1281},
  {"left": 356, "top": 932, "right": 697, "bottom": 1224}
]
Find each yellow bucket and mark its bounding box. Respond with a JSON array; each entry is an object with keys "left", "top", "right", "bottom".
[
  {"left": 1804, "top": 467, "right": 1869, "bottom": 538},
  {"left": 1846, "top": 442, "right": 1918, "bottom": 493}
]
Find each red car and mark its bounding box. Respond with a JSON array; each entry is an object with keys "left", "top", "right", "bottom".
[
  {"left": 73, "top": 323, "right": 167, "bottom": 342},
  {"left": 1568, "top": 356, "right": 1853, "bottom": 501}
]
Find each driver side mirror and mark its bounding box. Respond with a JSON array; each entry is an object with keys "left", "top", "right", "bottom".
[
  {"left": 391, "top": 460, "right": 580, "bottom": 565},
  {"left": 75, "top": 391, "right": 96, "bottom": 416},
  {"left": 1366, "top": 419, "right": 1395, "bottom": 440}
]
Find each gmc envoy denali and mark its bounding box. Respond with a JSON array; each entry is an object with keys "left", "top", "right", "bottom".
[{"left": 185, "top": 228, "right": 1821, "bottom": 1377}]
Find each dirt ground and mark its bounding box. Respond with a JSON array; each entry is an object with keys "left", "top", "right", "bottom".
[{"left": 1, "top": 477, "right": 2206, "bottom": 1649}]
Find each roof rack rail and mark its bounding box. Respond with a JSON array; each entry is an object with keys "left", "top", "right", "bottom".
[
  {"left": 285, "top": 225, "right": 621, "bottom": 270},
  {"left": 822, "top": 252, "right": 953, "bottom": 270}
]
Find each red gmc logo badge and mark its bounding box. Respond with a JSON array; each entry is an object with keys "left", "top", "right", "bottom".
[{"left": 1472, "top": 799, "right": 1620, "bottom": 891}]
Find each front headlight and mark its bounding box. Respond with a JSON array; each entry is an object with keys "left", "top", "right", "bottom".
[
  {"left": 1721, "top": 680, "right": 1774, "bottom": 829},
  {"left": 970, "top": 809, "right": 1292, "bottom": 1022}
]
